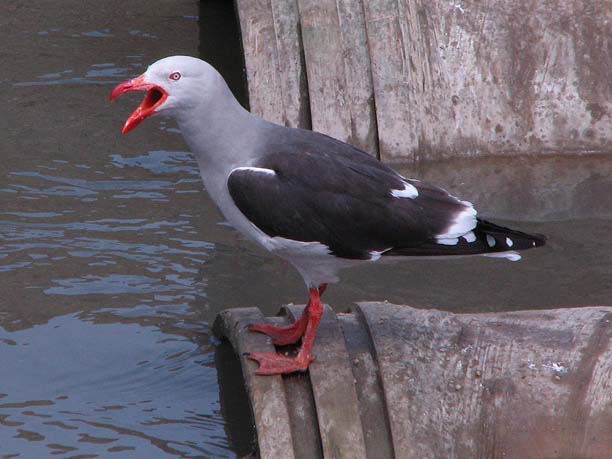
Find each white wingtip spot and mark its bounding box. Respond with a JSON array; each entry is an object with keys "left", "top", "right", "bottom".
[
  {"left": 232, "top": 166, "right": 276, "bottom": 176},
  {"left": 505, "top": 237, "right": 514, "bottom": 247},
  {"left": 437, "top": 237, "right": 459, "bottom": 246},
  {"left": 486, "top": 234, "right": 496, "bottom": 247},
  {"left": 462, "top": 231, "right": 476, "bottom": 243},
  {"left": 437, "top": 202, "right": 477, "bottom": 240},
  {"left": 390, "top": 182, "right": 419, "bottom": 199},
  {"left": 483, "top": 251, "right": 522, "bottom": 261}
]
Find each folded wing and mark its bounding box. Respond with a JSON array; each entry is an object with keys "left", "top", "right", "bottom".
[{"left": 226, "top": 134, "right": 508, "bottom": 260}]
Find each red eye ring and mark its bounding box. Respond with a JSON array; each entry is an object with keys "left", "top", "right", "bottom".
[{"left": 169, "top": 71, "right": 181, "bottom": 81}]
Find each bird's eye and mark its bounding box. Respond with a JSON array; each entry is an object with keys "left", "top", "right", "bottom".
[{"left": 169, "top": 71, "right": 181, "bottom": 81}]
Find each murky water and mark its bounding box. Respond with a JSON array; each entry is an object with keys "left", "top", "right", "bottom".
[{"left": 1, "top": 1, "right": 611, "bottom": 458}]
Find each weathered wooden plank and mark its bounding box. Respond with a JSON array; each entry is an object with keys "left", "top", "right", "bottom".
[
  {"left": 260, "top": 315, "right": 323, "bottom": 458},
  {"left": 236, "top": 0, "right": 611, "bottom": 162},
  {"left": 356, "top": 303, "right": 612, "bottom": 458},
  {"left": 234, "top": 0, "right": 285, "bottom": 124},
  {"left": 296, "top": 0, "right": 353, "bottom": 143},
  {"left": 362, "top": 0, "right": 417, "bottom": 161},
  {"left": 212, "top": 307, "right": 296, "bottom": 459},
  {"left": 336, "top": 0, "right": 379, "bottom": 156},
  {"left": 284, "top": 304, "right": 368, "bottom": 459},
  {"left": 270, "top": 0, "right": 310, "bottom": 128},
  {"left": 216, "top": 304, "right": 612, "bottom": 458},
  {"left": 337, "top": 313, "right": 394, "bottom": 459},
  {"left": 374, "top": 0, "right": 612, "bottom": 161}
]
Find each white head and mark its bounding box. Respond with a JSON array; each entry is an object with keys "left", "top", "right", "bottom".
[{"left": 110, "top": 56, "right": 224, "bottom": 134}]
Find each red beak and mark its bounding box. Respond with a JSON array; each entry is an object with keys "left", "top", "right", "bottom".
[{"left": 110, "top": 75, "right": 168, "bottom": 134}]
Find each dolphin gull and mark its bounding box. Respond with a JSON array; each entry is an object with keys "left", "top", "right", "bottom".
[{"left": 110, "top": 56, "right": 545, "bottom": 375}]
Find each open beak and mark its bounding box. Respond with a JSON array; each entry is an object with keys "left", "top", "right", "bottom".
[{"left": 110, "top": 75, "right": 168, "bottom": 134}]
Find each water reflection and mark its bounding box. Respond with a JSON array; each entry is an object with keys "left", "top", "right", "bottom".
[
  {"left": 82, "top": 29, "right": 114, "bottom": 38},
  {"left": 2, "top": 1, "right": 250, "bottom": 456},
  {"left": 0, "top": 148, "right": 214, "bottom": 320},
  {"left": 12, "top": 56, "right": 144, "bottom": 88},
  {"left": 111, "top": 151, "right": 199, "bottom": 176},
  {"left": 0, "top": 311, "right": 231, "bottom": 458},
  {"left": 398, "top": 154, "right": 612, "bottom": 221},
  {"left": 0, "top": 143, "right": 231, "bottom": 455}
]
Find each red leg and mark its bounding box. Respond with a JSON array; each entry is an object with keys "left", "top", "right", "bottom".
[
  {"left": 248, "top": 312, "right": 308, "bottom": 346},
  {"left": 248, "top": 283, "right": 327, "bottom": 346},
  {"left": 247, "top": 286, "right": 324, "bottom": 375}
]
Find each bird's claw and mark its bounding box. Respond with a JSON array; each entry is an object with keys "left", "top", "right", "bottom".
[
  {"left": 247, "top": 351, "right": 313, "bottom": 375},
  {"left": 248, "top": 321, "right": 306, "bottom": 346}
]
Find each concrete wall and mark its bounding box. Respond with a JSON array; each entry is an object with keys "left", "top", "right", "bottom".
[{"left": 235, "top": 0, "right": 611, "bottom": 162}]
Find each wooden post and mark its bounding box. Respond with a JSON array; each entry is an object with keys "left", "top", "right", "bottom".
[
  {"left": 234, "top": 0, "right": 309, "bottom": 128},
  {"left": 214, "top": 303, "right": 612, "bottom": 458},
  {"left": 234, "top": 0, "right": 611, "bottom": 162}
]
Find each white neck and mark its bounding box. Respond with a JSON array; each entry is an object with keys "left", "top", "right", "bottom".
[{"left": 174, "top": 79, "right": 272, "bottom": 174}]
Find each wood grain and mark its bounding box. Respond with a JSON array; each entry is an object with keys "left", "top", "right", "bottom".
[{"left": 236, "top": 0, "right": 611, "bottom": 162}]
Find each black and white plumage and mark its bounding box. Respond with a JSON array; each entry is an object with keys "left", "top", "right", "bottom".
[
  {"left": 228, "top": 129, "right": 543, "bottom": 265},
  {"left": 111, "top": 56, "right": 545, "bottom": 374}
]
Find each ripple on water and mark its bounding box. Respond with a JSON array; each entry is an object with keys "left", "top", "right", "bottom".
[
  {"left": 82, "top": 29, "right": 114, "bottom": 38},
  {"left": 1, "top": 140, "right": 258, "bottom": 456},
  {"left": 4, "top": 8, "right": 243, "bottom": 456},
  {"left": 44, "top": 274, "right": 191, "bottom": 295},
  {"left": 111, "top": 151, "right": 199, "bottom": 175},
  {"left": 0, "top": 312, "right": 232, "bottom": 458},
  {"left": 12, "top": 55, "right": 143, "bottom": 87},
  {"left": 11, "top": 171, "right": 176, "bottom": 192},
  {"left": 0, "top": 149, "right": 213, "bottom": 318}
]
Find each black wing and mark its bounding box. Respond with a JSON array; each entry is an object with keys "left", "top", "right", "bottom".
[{"left": 227, "top": 129, "right": 482, "bottom": 259}]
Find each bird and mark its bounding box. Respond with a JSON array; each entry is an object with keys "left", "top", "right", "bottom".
[{"left": 110, "top": 56, "right": 545, "bottom": 376}]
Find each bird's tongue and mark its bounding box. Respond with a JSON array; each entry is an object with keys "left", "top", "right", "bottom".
[
  {"left": 110, "top": 76, "right": 168, "bottom": 134},
  {"left": 121, "top": 87, "right": 167, "bottom": 134}
]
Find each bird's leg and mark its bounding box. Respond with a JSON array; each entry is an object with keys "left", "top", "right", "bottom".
[
  {"left": 248, "top": 283, "right": 327, "bottom": 346},
  {"left": 248, "top": 307, "right": 309, "bottom": 346},
  {"left": 247, "top": 286, "right": 325, "bottom": 375}
]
